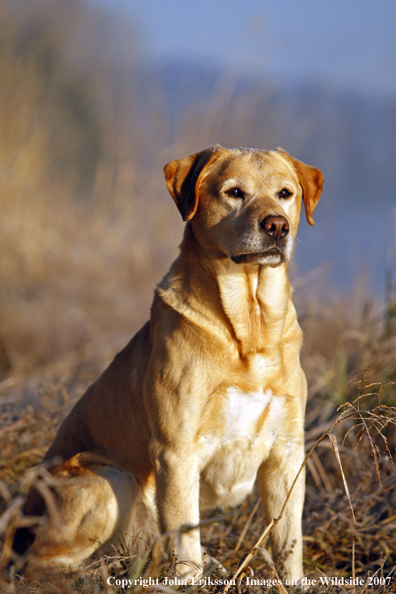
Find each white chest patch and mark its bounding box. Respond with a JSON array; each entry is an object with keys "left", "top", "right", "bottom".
[
  {"left": 223, "top": 386, "right": 273, "bottom": 443},
  {"left": 199, "top": 388, "right": 287, "bottom": 509}
]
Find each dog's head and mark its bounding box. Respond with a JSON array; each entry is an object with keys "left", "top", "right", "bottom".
[{"left": 164, "top": 146, "right": 323, "bottom": 266}]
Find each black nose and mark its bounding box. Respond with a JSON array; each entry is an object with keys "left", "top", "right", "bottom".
[{"left": 260, "top": 215, "right": 289, "bottom": 239}]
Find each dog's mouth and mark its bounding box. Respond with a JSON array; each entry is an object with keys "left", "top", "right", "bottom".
[{"left": 231, "top": 248, "right": 283, "bottom": 265}]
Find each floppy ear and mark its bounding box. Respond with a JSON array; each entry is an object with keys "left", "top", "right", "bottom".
[
  {"left": 292, "top": 158, "right": 324, "bottom": 226},
  {"left": 275, "top": 148, "right": 324, "bottom": 226},
  {"left": 164, "top": 145, "right": 222, "bottom": 221}
]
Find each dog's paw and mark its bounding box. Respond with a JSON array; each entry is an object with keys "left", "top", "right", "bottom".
[
  {"left": 202, "top": 550, "right": 227, "bottom": 577},
  {"left": 175, "top": 559, "right": 203, "bottom": 582}
]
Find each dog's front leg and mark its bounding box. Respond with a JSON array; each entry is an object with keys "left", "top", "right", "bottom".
[
  {"left": 257, "top": 440, "right": 305, "bottom": 582},
  {"left": 150, "top": 439, "right": 202, "bottom": 579}
]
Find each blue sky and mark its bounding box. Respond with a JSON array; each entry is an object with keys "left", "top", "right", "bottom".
[{"left": 91, "top": 0, "right": 396, "bottom": 98}]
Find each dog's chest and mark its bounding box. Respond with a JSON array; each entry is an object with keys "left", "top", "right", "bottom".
[
  {"left": 221, "top": 387, "right": 273, "bottom": 443},
  {"left": 199, "top": 385, "right": 285, "bottom": 509}
]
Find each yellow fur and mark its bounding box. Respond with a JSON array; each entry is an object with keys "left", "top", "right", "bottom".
[{"left": 26, "top": 146, "right": 323, "bottom": 581}]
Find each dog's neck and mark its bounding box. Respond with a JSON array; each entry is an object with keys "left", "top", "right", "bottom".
[
  {"left": 159, "top": 227, "right": 295, "bottom": 358},
  {"left": 214, "top": 259, "right": 293, "bottom": 357}
]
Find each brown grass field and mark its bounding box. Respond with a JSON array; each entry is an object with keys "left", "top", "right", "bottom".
[{"left": 1, "top": 2, "right": 396, "bottom": 592}]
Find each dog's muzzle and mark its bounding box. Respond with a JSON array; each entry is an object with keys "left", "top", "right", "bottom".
[{"left": 230, "top": 215, "right": 291, "bottom": 265}]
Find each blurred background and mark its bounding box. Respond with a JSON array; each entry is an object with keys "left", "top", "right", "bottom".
[
  {"left": 0, "top": 0, "right": 396, "bottom": 381},
  {"left": 2, "top": 4, "right": 396, "bottom": 582}
]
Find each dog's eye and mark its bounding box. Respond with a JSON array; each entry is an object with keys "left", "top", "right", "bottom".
[
  {"left": 227, "top": 187, "right": 244, "bottom": 199},
  {"left": 278, "top": 188, "right": 292, "bottom": 199}
]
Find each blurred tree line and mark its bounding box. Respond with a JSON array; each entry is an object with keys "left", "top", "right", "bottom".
[
  {"left": 0, "top": 0, "right": 104, "bottom": 199},
  {"left": 0, "top": 0, "right": 180, "bottom": 379}
]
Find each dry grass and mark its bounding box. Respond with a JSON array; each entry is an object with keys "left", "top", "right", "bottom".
[{"left": 1, "top": 274, "right": 396, "bottom": 594}]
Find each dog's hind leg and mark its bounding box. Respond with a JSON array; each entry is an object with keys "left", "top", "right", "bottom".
[{"left": 23, "top": 453, "right": 147, "bottom": 571}]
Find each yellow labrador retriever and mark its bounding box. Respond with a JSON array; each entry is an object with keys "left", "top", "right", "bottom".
[{"left": 24, "top": 146, "right": 323, "bottom": 581}]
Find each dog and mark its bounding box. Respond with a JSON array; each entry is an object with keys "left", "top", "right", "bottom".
[{"left": 22, "top": 146, "right": 323, "bottom": 581}]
